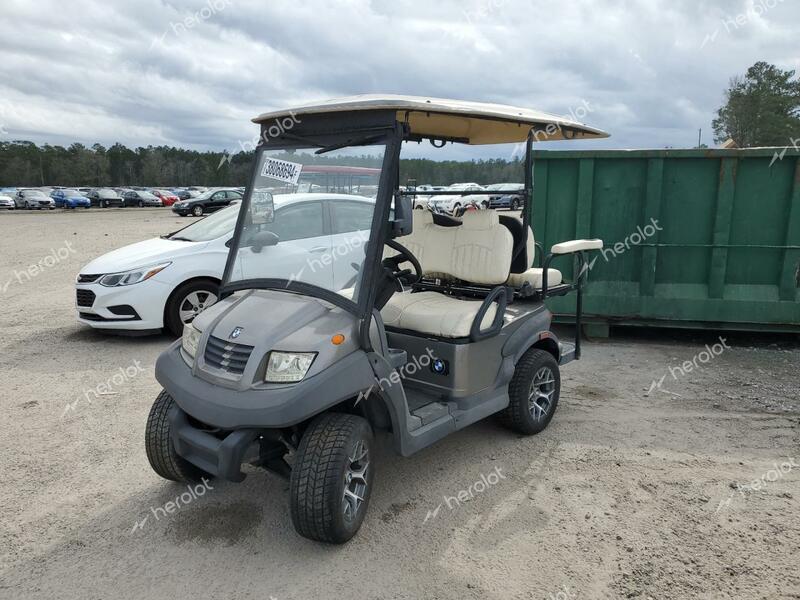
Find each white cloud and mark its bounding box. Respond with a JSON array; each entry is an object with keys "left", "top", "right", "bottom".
[{"left": 1, "top": 0, "right": 798, "bottom": 154}]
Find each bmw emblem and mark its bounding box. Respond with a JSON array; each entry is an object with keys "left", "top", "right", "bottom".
[{"left": 230, "top": 327, "right": 243, "bottom": 339}]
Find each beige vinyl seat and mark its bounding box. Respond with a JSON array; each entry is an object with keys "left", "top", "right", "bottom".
[{"left": 380, "top": 210, "right": 513, "bottom": 338}]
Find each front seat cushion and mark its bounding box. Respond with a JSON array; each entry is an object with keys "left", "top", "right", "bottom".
[{"left": 381, "top": 291, "right": 498, "bottom": 338}]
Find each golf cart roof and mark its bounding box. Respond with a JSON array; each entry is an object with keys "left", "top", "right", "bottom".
[{"left": 252, "top": 94, "right": 609, "bottom": 145}]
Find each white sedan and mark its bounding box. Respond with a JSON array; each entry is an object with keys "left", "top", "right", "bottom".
[{"left": 75, "top": 194, "right": 375, "bottom": 336}]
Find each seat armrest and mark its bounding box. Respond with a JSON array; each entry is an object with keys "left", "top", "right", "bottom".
[
  {"left": 469, "top": 285, "right": 508, "bottom": 342},
  {"left": 550, "top": 239, "right": 603, "bottom": 254}
]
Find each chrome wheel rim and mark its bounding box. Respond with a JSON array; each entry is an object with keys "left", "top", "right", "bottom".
[
  {"left": 528, "top": 366, "right": 556, "bottom": 422},
  {"left": 342, "top": 439, "right": 369, "bottom": 522},
  {"left": 178, "top": 290, "right": 218, "bottom": 324}
]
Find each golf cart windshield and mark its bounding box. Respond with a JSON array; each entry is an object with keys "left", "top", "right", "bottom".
[{"left": 224, "top": 143, "right": 386, "bottom": 305}]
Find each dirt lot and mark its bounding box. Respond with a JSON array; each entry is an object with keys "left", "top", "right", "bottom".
[{"left": 0, "top": 208, "right": 798, "bottom": 600}]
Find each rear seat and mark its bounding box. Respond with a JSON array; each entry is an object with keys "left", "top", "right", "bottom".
[{"left": 497, "top": 214, "right": 562, "bottom": 289}]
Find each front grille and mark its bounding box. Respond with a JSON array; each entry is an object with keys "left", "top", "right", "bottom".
[
  {"left": 76, "top": 289, "right": 96, "bottom": 307},
  {"left": 204, "top": 335, "right": 254, "bottom": 375},
  {"left": 78, "top": 274, "right": 101, "bottom": 283}
]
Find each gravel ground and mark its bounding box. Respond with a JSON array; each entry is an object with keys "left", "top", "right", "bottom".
[{"left": 1, "top": 208, "right": 798, "bottom": 600}]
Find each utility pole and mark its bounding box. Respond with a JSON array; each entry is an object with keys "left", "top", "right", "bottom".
[{"left": 698, "top": 129, "right": 702, "bottom": 148}]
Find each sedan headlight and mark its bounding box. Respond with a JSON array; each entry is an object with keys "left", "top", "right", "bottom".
[
  {"left": 98, "top": 262, "right": 171, "bottom": 287},
  {"left": 265, "top": 351, "right": 316, "bottom": 383},
  {"left": 182, "top": 323, "right": 201, "bottom": 358}
]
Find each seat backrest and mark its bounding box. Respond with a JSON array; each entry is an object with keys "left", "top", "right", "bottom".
[
  {"left": 498, "top": 214, "right": 535, "bottom": 273},
  {"left": 393, "top": 210, "right": 513, "bottom": 285}
]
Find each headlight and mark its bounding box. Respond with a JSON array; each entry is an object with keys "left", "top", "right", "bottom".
[
  {"left": 265, "top": 351, "right": 316, "bottom": 383},
  {"left": 98, "top": 262, "right": 171, "bottom": 287},
  {"left": 182, "top": 323, "right": 201, "bottom": 358}
]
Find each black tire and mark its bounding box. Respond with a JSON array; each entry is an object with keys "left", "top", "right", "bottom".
[
  {"left": 137, "top": 200, "right": 144, "bottom": 208},
  {"left": 511, "top": 198, "right": 520, "bottom": 211},
  {"left": 499, "top": 348, "right": 560, "bottom": 435},
  {"left": 191, "top": 205, "right": 204, "bottom": 217},
  {"left": 452, "top": 202, "right": 461, "bottom": 215},
  {"left": 145, "top": 390, "right": 209, "bottom": 483},
  {"left": 290, "top": 413, "right": 374, "bottom": 544},
  {"left": 164, "top": 278, "right": 220, "bottom": 337}
]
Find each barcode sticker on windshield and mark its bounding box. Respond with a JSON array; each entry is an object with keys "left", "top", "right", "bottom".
[{"left": 261, "top": 157, "right": 303, "bottom": 184}]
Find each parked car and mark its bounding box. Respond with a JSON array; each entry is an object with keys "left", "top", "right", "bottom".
[
  {"left": 427, "top": 182, "right": 485, "bottom": 215},
  {"left": 151, "top": 189, "right": 179, "bottom": 206},
  {"left": 52, "top": 189, "right": 91, "bottom": 209},
  {"left": 75, "top": 193, "right": 374, "bottom": 336},
  {"left": 15, "top": 189, "right": 55, "bottom": 209},
  {"left": 123, "top": 190, "right": 162, "bottom": 207},
  {"left": 87, "top": 188, "right": 125, "bottom": 208},
  {"left": 171, "top": 188, "right": 243, "bottom": 217},
  {"left": 485, "top": 183, "right": 525, "bottom": 210},
  {"left": 0, "top": 194, "right": 15, "bottom": 209},
  {"left": 172, "top": 188, "right": 192, "bottom": 201},
  {"left": 77, "top": 187, "right": 94, "bottom": 196}
]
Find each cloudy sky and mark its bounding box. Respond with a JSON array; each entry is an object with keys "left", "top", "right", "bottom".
[{"left": 2, "top": 0, "right": 799, "bottom": 157}]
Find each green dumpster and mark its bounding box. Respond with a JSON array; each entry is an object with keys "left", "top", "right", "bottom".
[{"left": 530, "top": 148, "right": 800, "bottom": 333}]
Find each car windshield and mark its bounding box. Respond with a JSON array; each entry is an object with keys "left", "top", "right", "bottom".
[
  {"left": 97, "top": 189, "right": 117, "bottom": 198},
  {"left": 486, "top": 183, "right": 523, "bottom": 191},
  {"left": 140, "top": 192, "right": 157, "bottom": 200},
  {"left": 225, "top": 143, "right": 386, "bottom": 305},
  {"left": 169, "top": 204, "right": 240, "bottom": 242},
  {"left": 27, "top": 190, "right": 47, "bottom": 198},
  {"left": 64, "top": 189, "right": 81, "bottom": 195}
]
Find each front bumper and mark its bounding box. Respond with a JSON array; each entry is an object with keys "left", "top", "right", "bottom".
[
  {"left": 75, "top": 277, "right": 171, "bottom": 330},
  {"left": 169, "top": 404, "right": 262, "bottom": 482}
]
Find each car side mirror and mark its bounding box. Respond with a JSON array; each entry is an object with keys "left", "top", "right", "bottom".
[
  {"left": 243, "top": 230, "right": 279, "bottom": 253},
  {"left": 390, "top": 195, "right": 413, "bottom": 238}
]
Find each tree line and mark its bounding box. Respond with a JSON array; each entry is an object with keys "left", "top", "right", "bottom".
[{"left": 0, "top": 141, "right": 527, "bottom": 188}]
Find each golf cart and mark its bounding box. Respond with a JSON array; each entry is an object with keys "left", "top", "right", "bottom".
[{"left": 146, "top": 95, "right": 607, "bottom": 543}]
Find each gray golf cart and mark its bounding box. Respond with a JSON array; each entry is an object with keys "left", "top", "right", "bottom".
[{"left": 146, "top": 95, "right": 607, "bottom": 543}]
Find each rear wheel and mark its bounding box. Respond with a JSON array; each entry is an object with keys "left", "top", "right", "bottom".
[
  {"left": 499, "top": 348, "right": 560, "bottom": 434},
  {"left": 191, "top": 205, "right": 204, "bottom": 217},
  {"left": 290, "top": 413, "right": 374, "bottom": 544},
  {"left": 145, "top": 390, "right": 209, "bottom": 483},
  {"left": 164, "top": 278, "right": 219, "bottom": 336}
]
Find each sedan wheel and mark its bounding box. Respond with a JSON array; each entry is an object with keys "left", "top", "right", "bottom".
[
  {"left": 164, "top": 278, "right": 220, "bottom": 337},
  {"left": 191, "top": 205, "right": 204, "bottom": 217},
  {"left": 137, "top": 200, "right": 144, "bottom": 208},
  {"left": 178, "top": 290, "right": 218, "bottom": 325}
]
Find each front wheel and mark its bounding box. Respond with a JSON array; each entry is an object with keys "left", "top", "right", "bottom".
[
  {"left": 191, "top": 205, "right": 204, "bottom": 217},
  {"left": 290, "top": 413, "right": 374, "bottom": 544},
  {"left": 499, "top": 348, "right": 560, "bottom": 435},
  {"left": 137, "top": 200, "right": 144, "bottom": 208},
  {"left": 145, "top": 390, "right": 210, "bottom": 483},
  {"left": 511, "top": 198, "right": 520, "bottom": 211}
]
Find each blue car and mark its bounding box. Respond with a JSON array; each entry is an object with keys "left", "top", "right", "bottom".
[{"left": 52, "top": 189, "right": 91, "bottom": 209}]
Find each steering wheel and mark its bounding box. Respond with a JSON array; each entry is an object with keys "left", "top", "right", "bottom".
[{"left": 382, "top": 239, "right": 422, "bottom": 286}]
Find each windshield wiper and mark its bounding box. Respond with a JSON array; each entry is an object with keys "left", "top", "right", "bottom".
[
  {"left": 315, "top": 133, "right": 385, "bottom": 155},
  {"left": 168, "top": 236, "right": 194, "bottom": 242}
]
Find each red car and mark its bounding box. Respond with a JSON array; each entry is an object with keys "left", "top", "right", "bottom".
[{"left": 151, "top": 189, "right": 179, "bottom": 206}]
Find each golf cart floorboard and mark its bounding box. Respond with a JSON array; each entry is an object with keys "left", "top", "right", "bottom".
[{"left": 404, "top": 388, "right": 450, "bottom": 427}]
